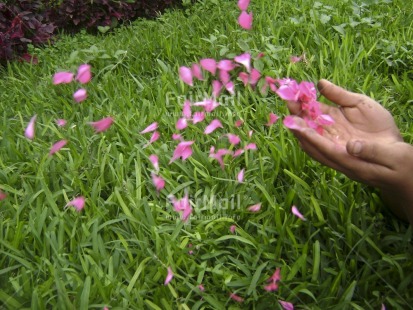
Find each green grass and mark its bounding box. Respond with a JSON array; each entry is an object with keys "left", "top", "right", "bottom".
[{"left": 1, "top": 0, "right": 413, "bottom": 308}]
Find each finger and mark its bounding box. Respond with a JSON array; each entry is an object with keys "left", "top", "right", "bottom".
[
  {"left": 286, "top": 100, "right": 302, "bottom": 115},
  {"left": 317, "top": 79, "right": 367, "bottom": 108},
  {"left": 346, "top": 139, "right": 403, "bottom": 169}
]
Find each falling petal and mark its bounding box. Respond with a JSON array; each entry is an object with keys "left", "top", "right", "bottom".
[
  {"left": 25, "top": 115, "right": 37, "bottom": 140},
  {"left": 292, "top": 205, "right": 306, "bottom": 221},
  {"left": 53, "top": 71, "right": 74, "bottom": 84},
  {"left": 234, "top": 53, "right": 251, "bottom": 72},
  {"left": 0, "top": 191, "right": 7, "bottom": 201},
  {"left": 183, "top": 100, "right": 192, "bottom": 119},
  {"left": 283, "top": 116, "right": 302, "bottom": 130},
  {"left": 226, "top": 133, "right": 241, "bottom": 145},
  {"left": 140, "top": 122, "right": 158, "bottom": 134},
  {"left": 176, "top": 118, "right": 188, "bottom": 130},
  {"left": 179, "top": 66, "right": 193, "bottom": 86},
  {"left": 212, "top": 80, "right": 223, "bottom": 98},
  {"left": 229, "top": 225, "right": 236, "bottom": 233},
  {"left": 192, "top": 111, "right": 205, "bottom": 124},
  {"left": 237, "top": 169, "right": 244, "bottom": 183},
  {"left": 238, "top": 11, "right": 253, "bottom": 30},
  {"left": 89, "top": 117, "right": 114, "bottom": 133},
  {"left": 49, "top": 139, "right": 68, "bottom": 156},
  {"left": 149, "top": 154, "right": 159, "bottom": 172},
  {"left": 229, "top": 293, "right": 244, "bottom": 303},
  {"left": 56, "top": 119, "right": 67, "bottom": 127},
  {"left": 66, "top": 196, "right": 85, "bottom": 212},
  {"left": 151, "top": 173, "right": 165, "bottom": 192},
  {"left": 279, "top": 300, "right": 294, "bottom": 310},
  {"left": 73, "top": 88, "right": 87, "bottom": 103},
  {"left": 164, "top": 267, "right": 174, "bottom": 285},
  {"left": 200, "top": 58, "right": 217, "bottom": 75},
  {"left": 266, "top": 112, "right": 279, "bottom": 126},
  {"left": 204, "top": 119, "right": 223, "bottom": 134},
  {"left": 237, "top": 0, "right": 250, "bottom": 10},
  {"left": 248, "top": 203, "right": 261, "bottom": 212},
  {"left": 191, "top": 63, "right": 204, "bottom": 80},
  {"left": 76, "top": 64, "right": 92, "bottom": 83}
]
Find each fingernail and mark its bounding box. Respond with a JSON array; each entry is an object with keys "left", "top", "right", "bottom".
[{"left": 351, "top": 141, "right": 362, "bottom": 155}]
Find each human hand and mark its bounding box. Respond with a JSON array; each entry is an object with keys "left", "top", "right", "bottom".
[{"left": 286, "top": 79, "right": 413, "bottom": 223}]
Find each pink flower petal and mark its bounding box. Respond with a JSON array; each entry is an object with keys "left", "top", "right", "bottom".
[
  {"left": 248, "top": 130, "right": 253, "bottom": 138},
  {"left": 49, "top": 139, "right": 68, "bottom": 156},
  {"left": 239, "top": 72, "right": 249, "bottom": 86},
  {"left": 226, "top": 133, "right": 241, "bottom": 145},
  {"left": 244, "top": 143, "right": 257, "bottom": 150},
  {"left": 292, "top": 205, "right": 306, "bottom": 221},
  {"left": 25, "top": 115, "right": 37, "bottom": 140},
  {"left": 198, "top": 284, "right": 205, "bottom": 292},
  {"left": 237, "top": 169, "right": 245, "bottom": 183},
  {"left": 151, "top": 173, "right": 165, "bottom": 192},
  {"left": 169, "top": 193, "right": 192, "bottom": 221},
  {"left": 0, "top": 191, "right": 7, "bottom": 201},
  {"left": 229, "top": 293, "right": 244, "bottom": 303},
  {"left": 209, "top": 147, "right": 232, "bottom": 169},
  {"left": 268, "top": 268, "right": 281, "bottom": 282},
  {"left": 193, "top": 99, "right": 219, "bottom": 113},
  {"left": 234, "top": 119, "right": 243, "bottom": 127},
  {"left": 248, "top": 203, "right": 261, "bottom": 212},
  {"left": 89, "top": 117, "right": 114, "bottom": 133},
  {"left": 169, "top": 141, "right": 194, "bottom": 163},
  {"left": 237, "top": 0, "right": 250, "bottom": 10},
  {"left": 283, "top": 116, "right": 302, "bottom": 130},
  {"left": 164, "top": 267, "right": 174, "bottom": 285},
  {"left": 179, "top": 66, "right": 193, "bottom": 86},
  {"left": 317, "top": 114, "right": 335, "bottom": 125},
  {"left": 73, "top": 88, "right": 87, "bottom": 103},
  {"left": 264, "top": 282, "right": 279, "bottom": 291},
  {"left": 290, "top": 55, "right": 302, "bottom": 63},
  {"left": 229, "top": 225, "right": 236, "bottom": 233},
  {"left": 149, "top": 154, "right": 159, "bottom": 172},
  {"left": 149, "top": 131, "right": 160, "bottom": 144},
  {"left": 176, "top": 118, "right": 188, "bottom": 130},
  {"left": 53, "top": 72, "right": 74, "bottom": 84},
  {"left": 212, "top": 80, "right": 223, "bottom": 98},
  {"left": 225, "top": 81, "right": 235, "bottom": 95},
  {"left": 233, "top": 149, "right": 244, "bottom": 158},
  {"left": 192, "top": 111, "right": 205, "bottom": 124},
  {"left": 276, "top": 79, "right": 300, "bottom": 101},
  {"left": 191, "top": 63, "right": 204, "bottom": 80},
  {"left": 217, "top": 59, "right": 236, "bottom": 71},
  {"left": 249, "top": 68, "right": 261, "bottom": 86},
  {"left": 204, "top": 119, "right": 223, "bottom": 134},
  {"left": 219, "top": 70, "right": 231, "bottom": 85},
  {"left": 56, "top": 119, "right": 67, "bottom": 127},
  {"left": 76, "top": 64, "right": 92, "bottom": 84},
  {"left": 66, "top": 196, "right": 85, "bottom": 212},
  {"left": 172, "top": 133, "right": 183, "bottom": 140},
  {"left": 200, "top": 58, "right": 217, "bottom": 75},
  {"left": 279, "top": 300, "right": 294, "bottom": 310},
  {"left": 238, "top": 11, "right": 253, "bottom": 30},
  {"left": 183, "top": 100, "right": 192, "bottom": 119},
  {"left": 266, "top": 112, "right": 279, "bottom": 126},
  {"left": 234, "top": 53, "right": 251, "bottom": 72},
  {"left": 140, "top": 122, "right": 158, "bottom": 134}
]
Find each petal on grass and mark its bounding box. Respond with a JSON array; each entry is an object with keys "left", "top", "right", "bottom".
[
  {"left": 183, "top": 100, "right": 192, "bottom": 119},
  {"left": 149, "top": 131, "right": 160, "bottom": 144},
  {"left": 198, "top": 284, "right": 205, "bottom": 292},
  {"left": 292, "top": 205, "right": 306, "bottom": 221},
  {"left": 217, "top": 59, "right": 236, "bottom": 71},
  {"left": 76, "top": 64, "right": 92, "bottom": 83},
  {"left": 169, "top": 141, "right": 194, "bottom": 163},
  {"left": 0, "top": 191, "right": 7, "bottom": 201},
  {"left": 204, "top": 119, "right": 223, "bottom": 134},
  {"left": 234, "top": 119, "right": 243, "bottom": 127},
  {"left": 73, "top": 88, "right": 87, "bottom": 103},
  {"left": 53, "top": 72, "right": 74, "bottom": 84},
  {"left": 25, "top": 115, "right": 37, "bottom": 140},
  {"left": 248, "top": 203, "right": 261, "bottom": 212},
  {"left": 151, "top": 173, "right": 165, "bottom": 192},
  {"left": 230, "top": 225, "right": 236, "bottom": 233},
  {"left": 200, "top": 58, "right": 217, "bottom": 75},
  {"left": 179, "top": 66, "right": 193, "bottom": 86},
  {"left": 212, "top": 80, "right": 223, "bottom": 98},
  {"left": 193, "top": 111, "right": 205, "bottom": 124},
  {"left": 56, "top": 119, "right": 67, "bottom": 127},
  {"left": 229, "top": 293, "right": 244, "bottom": 303},
  {"left": 234, "top": 53, "right": 251, "bottom": 72},
  {"left": 237, "top": 0, "right": 250, "bottom": 10},
  {"left": 237, "top": 169, "right": 244, "bottom": 183},
  {"left": 266, "top": 112, "right": 279, "bottom": 126},
  {"left": 149, "top": 154, "right": 159, "bottom": 172},
  {"left": 191, "top": 63, "right": 204, "bottom": 80},
  {"left": 89, "top": 117, "right": 114, "bottom": 133},
  {"left": 176, "top": 118, "right": 188, "bottom": 130},
  {"left": 172, "top": 133, "right": 183, "bottom": 140},
  {"left": 283, "top": 116, "right": 303, "bottom": 130},
  {"left": 225, "top": 81, "right": 235, "bottom": 95},
  {"left": 226, "top": 133, "right": 241, "bottom": 145},
  {"left": 140, "top": 122, "right": 158, "bottom": 134},
  {"left": 238, "top": 11, "right": 253, "bottom": 30},
  {"left": 49, "top": 139, "right": 68, "bottom": 156},
  {"left": 279, "top": 300, "right": 294, "bottom": 310},
  {"left": 66, "top": 196, "right": 85, "bottom": 212},
  {"left": 164, "top": 267, "right": 174, "bottom": 285}
]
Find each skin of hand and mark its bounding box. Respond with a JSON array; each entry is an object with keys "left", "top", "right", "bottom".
[{"left": 286, "top": 79, "right": 413, "bottom": 225}]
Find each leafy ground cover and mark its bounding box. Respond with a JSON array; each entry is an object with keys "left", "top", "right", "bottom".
[{"left": 1, "top": 0, "right": 413, "bottom": 309}]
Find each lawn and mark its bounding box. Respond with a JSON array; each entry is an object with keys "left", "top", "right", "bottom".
[{"left": 1, "top": 0, "right": 413, "bottom": 309}]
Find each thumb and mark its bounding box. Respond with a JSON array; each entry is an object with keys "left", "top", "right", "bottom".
[{"left": 346, "top": 139, "right": 395, "bottom": 167}]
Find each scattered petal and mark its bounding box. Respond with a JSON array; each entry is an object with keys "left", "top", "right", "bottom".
[
  {"left": 66, "top": 196, "right": 85, "bottom": 212},
  {"left": 193, "top": 99, "right": 219, "bottom": 113},
  {"left": 76, "top": 64, "right": 92, "bottom": 83},
  {"left": 279, "top": 300, "right": 294, "bottom": 310},
  {"left": 249, "top": 68, "right": 261, "bottom": 85},
  {"left": 73, "top": 88, "right": 87, "bottom": 102},
  {"left": 234, "top": 119, "right": 244, "bottom": 127},
  {"left": 200, "top": 58, "right": 217, "bottom": 75},
  {"left": 283, "top": 116, "right": 302, "bottom": 130},
  {"left": 164, "top": 267, "right": 174, "bottom": 285},
  {"left": 56, "top": 119, "right": 67, "bottom": 127},
  {"left": 151, "top": 173, "right": 165, "bottom": 192},
  {"left": 25, "top": 115, "right": 37, "bottom": 140},
  {"left": 176, "top": 118, "right": 188, "bottom": 130},
  {"left": 234, "top": 53, "right": 251, "bottom": 72},
  {"left": 226, "top": 133, "right": 241, "bottom": 145},
  {"left": 204, "top": 119, "right": 223, "bottom": 134},
  {"left": 191, "top": 63, "right": 204, "bottom": 80},
  {"left": 183, "top": 100, "right": 192, "bottom": 119},
  {"left": 172, "top": 133, "right": 183, "bottom": 140},
  {"left": 192, "top": 111, "right": 205, "bottom": 124},
  {"left": 89, "top": 117, "right": 114, "bottom": 133},
  {"left": 264, "top": 282, "right": 279, "bottom": 291},
  {"left": 292, "top": 205, "right": 306, "bottom": 221},
  {"left": 148, "top": 131, "right": 160, "bottom": 144},
  {"left": 233, "top": 149, "right": 244, "bottom": 158},
  {"left": 217, "top": 59, "right": 236, "bottom": 71},
  {"left": 266, "top": 112, "right": 279, "bottom": 126},
  {"left": 290, "top": 55, "right": 302, "bottom": 63},
  {"left": 225, "top": 81, "right": 235, "bottom": 95},
  {"left": 238, "top": 11, "right": 253, "bottom": 30},
  {"left": 0, "top": 191, "right": 7, "bottom": 201},
  {"left": 239, "top": 72, "right": 249, "bottom": 86},
  {"left": 49, "top": 139, "right": 68, "bottom": 156},
  {"left": 149, "top": 154, "right": 159, "bottom": 172},
  {"left": 230, "top": 225, "right": 236, "bottom": 233},
  {"left": 212, "top": 80, "right": 223, "bottom": 98},
  {"left": 53, "top": 71, "right": 74, "bottom": 84},
  {"left": 169, "top": 192, "right": 192, "bottom": 221},
  {"left": 237, "top": 169, "right": 245, "bottom": 183},
  {"left": 140, "top": 122, "right": 158, "bottom": 134},
  {"left": 170, "top": 141, "right": 194, "bottom": 163},
  {"left": 248, "top": 130, "right": 253, "bottom": 138},
  {"left": 248, "top": 203, "right": 261, "bottom": 212},
  {"left": 237, "top": 0, "right": 250, "bottom": 10},
  {"left": 229, "top": 293, "right": 244, "bottom": 303},
  {"left": 179, "top": 66, "right": 193, "bottom": 86},
  {"left": 198, "top": 284, "right": 205, "bottom": 292},
  {"left": 219, "top": 70, "right": 231, "bottom": 85},
  {"left": 209, "top": 147, "right": 232, "bottom": 169},
  {"left": 244, "top": 143, "right": 257, "bottom": 150}
]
